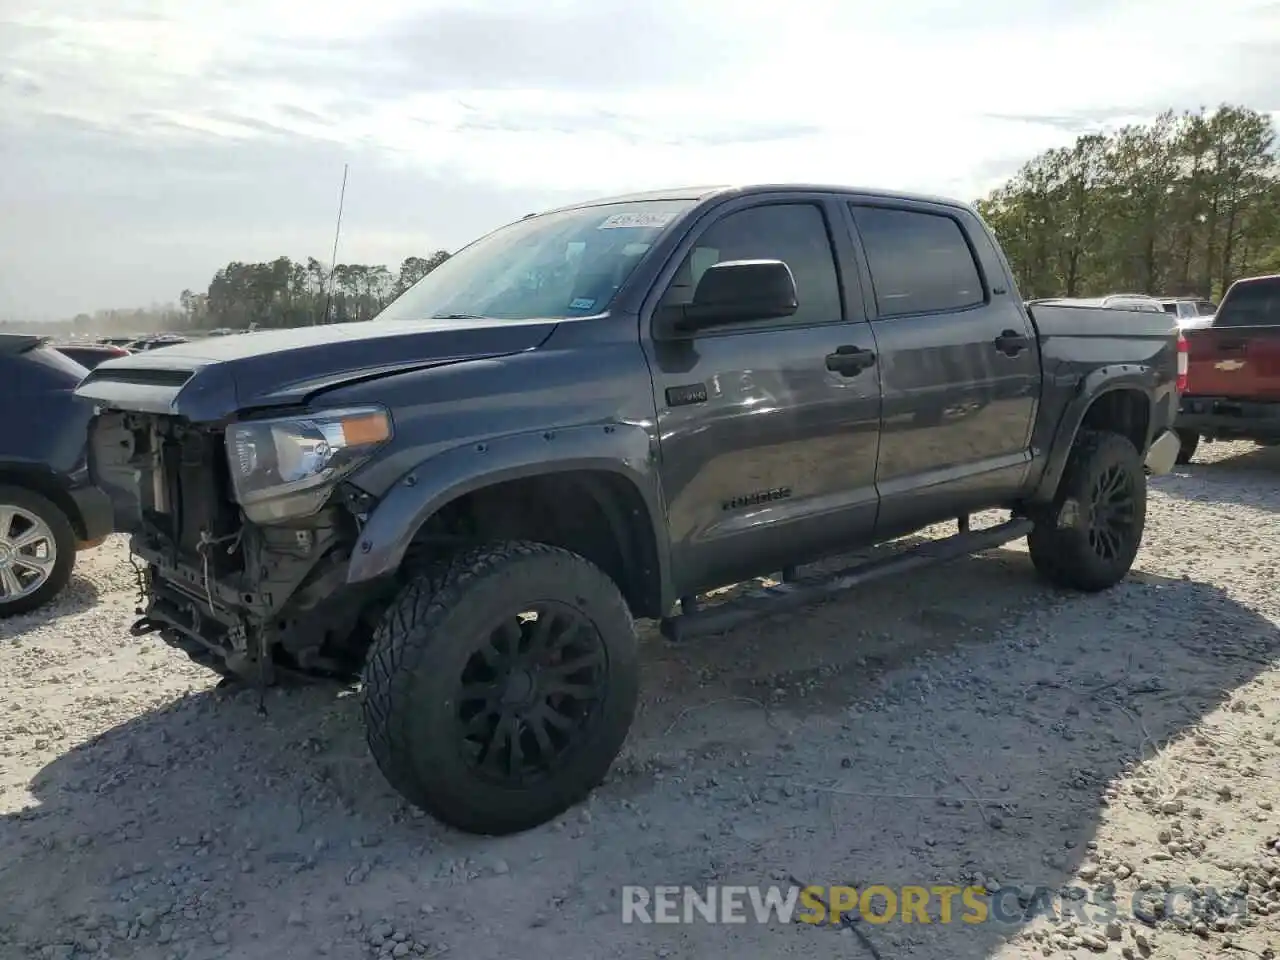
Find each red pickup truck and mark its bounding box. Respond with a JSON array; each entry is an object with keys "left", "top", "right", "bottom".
[{"left": 1175, "top": 274, "right": 1280, "bottom": 462}]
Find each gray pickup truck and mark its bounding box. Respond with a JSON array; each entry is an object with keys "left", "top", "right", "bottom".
[{"left": 76, "top": 184, "right": 1182, "bottom": 835}]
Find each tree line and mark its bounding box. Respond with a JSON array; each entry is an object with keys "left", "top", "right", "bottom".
[
  {"left": 975, "top": 104, "right": 1280, "bottom": 301},
  {"left": 57, "top": 251, "right": 452, "bottom": 335}
]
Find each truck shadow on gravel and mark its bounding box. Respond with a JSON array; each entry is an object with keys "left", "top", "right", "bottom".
[{"left": 2, "top": 554, "right": 1278, "bottom": 960}]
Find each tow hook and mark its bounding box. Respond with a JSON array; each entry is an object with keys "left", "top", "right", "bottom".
[{"left": 129, "top": 616, "right": 164, "bottom": 637}]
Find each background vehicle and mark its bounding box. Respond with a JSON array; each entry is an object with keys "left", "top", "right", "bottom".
[
  {"left": 53, "top": 342, "right": 131, "bottom": 370},
  {"left": 76, "top": 184, "right": 1179, "bottom": 836},
  {"left": 0, "top": 335, "right": 114, "bottom": 617},
  {"left": 1033, "top": 293, "right": 1168, "bottom": 313},
  {"left": 1159, "top": 296, "right": 1217, "bottom": 330},
  {"left": 126, "top": 334, "right": 191, "bottom": 351},
  {"left": 1175, "top": 274, "right": 1280, "bottom": 463}
]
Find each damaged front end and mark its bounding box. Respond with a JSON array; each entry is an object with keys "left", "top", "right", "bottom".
[{"left": 89, "top": 407, "right": 394, "bottom": 683}]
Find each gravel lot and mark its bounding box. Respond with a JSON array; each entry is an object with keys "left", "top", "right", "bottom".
[{"left": 2, "top": 440, "right": 1278, "bottom": 960}]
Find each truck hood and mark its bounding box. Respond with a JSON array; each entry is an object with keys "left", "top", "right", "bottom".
[{"left": 74, "top": 318, "right": 558, "bottom": 423}]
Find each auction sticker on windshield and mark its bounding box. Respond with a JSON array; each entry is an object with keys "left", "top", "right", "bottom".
[{"left": 598, "top": 211, "right": 675, "bottom": 230}]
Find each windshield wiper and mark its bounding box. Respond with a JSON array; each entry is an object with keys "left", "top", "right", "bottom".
[{"left": 430, "top": 313, "right": 488, "bottom": 320}]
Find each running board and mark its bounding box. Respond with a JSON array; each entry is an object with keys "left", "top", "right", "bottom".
[{"left": 659, "top": 517, "right": 1034, "bottom": 643}]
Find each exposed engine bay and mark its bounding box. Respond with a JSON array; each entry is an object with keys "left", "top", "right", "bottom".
[{"left": 89, "top": 411, "right": 384, "bottom": 682}]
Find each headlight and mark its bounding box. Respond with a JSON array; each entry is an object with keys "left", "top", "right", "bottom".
[{"left": 226, "top": 406, "right": 392, "bottom": 523}]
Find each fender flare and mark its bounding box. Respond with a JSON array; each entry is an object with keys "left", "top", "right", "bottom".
[
  {"left": 1030, "top": 364, "right": 1160, "bottom": 504},
  {"left": 345, "top": 422, "right": 672, "bottom": 602}
]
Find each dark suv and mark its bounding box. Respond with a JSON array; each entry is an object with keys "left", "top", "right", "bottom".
[{"left": 0, "top": 336, "right": 114, "bottom": 616}]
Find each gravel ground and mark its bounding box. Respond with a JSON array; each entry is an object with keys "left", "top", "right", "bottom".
[{"left": 1, "top": 440, "right": 1278, "bottom": 960}]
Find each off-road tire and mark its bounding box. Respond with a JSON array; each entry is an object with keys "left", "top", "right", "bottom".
[
  {"left": 361, "top": 541, "right": 639, "bottom": 835},
  {"left": 0, "top": 485, "right": 76, "bottom": 618},
  {"left": 1027, "top": 430, "right": 1146, "bottom": 592},
  {"left": 1175, "top": 430, "right": 1200, "bottom": 465}
]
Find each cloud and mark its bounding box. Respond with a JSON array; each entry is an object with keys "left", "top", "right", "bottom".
[{"left": 1, "top": 0, "right": 1279, "bottom": 316}]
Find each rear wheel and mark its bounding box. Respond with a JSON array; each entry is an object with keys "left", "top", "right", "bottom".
[
  {"left": 1028, "top": 431, "right": 1146, "bottom": 592},
  {"left": 0, "top": 486, "right": 76, "bottom": 618},
  {"left": 1175, "top": 430, "right": 1200, "bottom": 465},
  {"left": 361, "top": 541, "right": 639, "bottom": 835}
]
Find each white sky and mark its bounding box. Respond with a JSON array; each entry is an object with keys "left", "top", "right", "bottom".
[{"left": 2, "top": 0, "right": 1279, "bottom": 318}]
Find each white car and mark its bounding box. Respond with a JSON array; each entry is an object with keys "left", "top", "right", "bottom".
[
  {"left": 1158, "top": 297, "right": 1217, "bottom": 330},
  {"left": 1031, "top": 294, "right": 1166, "bottom": 313},
  {"left": 1033, "top": 294, "right": 1214, "bottom": 329}
]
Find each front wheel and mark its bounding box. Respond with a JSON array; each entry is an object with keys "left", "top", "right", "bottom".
[
  {"left": 361, "top": 541, "right": 639, "bottom": 835},
  {"left": 1027, "top": 430, "right": 1146, "bottom": 592}
]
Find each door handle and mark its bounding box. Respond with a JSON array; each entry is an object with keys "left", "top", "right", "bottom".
[
  {"left": 994, "top": 330, "right": 1030, "bottom": 356},
  {"left": 825, "top": 345, "right": 877, "bottom": 376}
]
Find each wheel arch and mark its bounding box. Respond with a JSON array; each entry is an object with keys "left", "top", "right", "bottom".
[
  {"left": 346, "top": 425, "right": 672, "bottom": 619},
  {"left": 1030, "top": 367, "right": 1158, "bottom": 505},
  {"left": 0, "top": 464, "right": 84, "bottom": 539}
]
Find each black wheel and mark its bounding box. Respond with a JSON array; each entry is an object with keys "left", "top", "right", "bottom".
[
  {"left": 0, "top": 485, "right": 76, "bottom": 618},
  {"left": 1175, "top": 430, "right": 1200, "bottom": 465},
  {"left": 361, "top": 541, "right": 639, "bottom": 835},
  {"left": 1027, "top": 430, "right": 1146, "bottom": 592}
]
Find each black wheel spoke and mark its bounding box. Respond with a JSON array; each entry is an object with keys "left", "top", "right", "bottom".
[
  {"left": 528, "top": 710, "right": 556, "bottom": 760},
  {"left": 545, "top": 679, "right": 599, "bottom": 699},
  {"left": 480, "top": 713, "right": 515, "bottom": 774},
  {"left": 507, "top": 718, "right": 525, "bottom": 778},
  {"left": 547, "top": 650, "right": 603, "bottom": 676},
  {"left": 486, "top": 620, "right": 521, "bottom": 667},
  {"left": 453, "top": 599, "right": 607, "bottom": 786},
  {"left": 545, "top": 618, "right": 582, "bottom": 656},
  {"left": 526, "top": 610, "right": 556, "bottom": 659},
  {"left": 539, "top": 705, "right": 576, "bottom": 732}
]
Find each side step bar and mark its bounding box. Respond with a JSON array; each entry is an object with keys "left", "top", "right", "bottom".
[{"left": 659, "top": 517, "right": 1034, "bottom": 643}]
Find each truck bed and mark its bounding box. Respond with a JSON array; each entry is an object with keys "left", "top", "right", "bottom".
[{"left": 1025, "top": 301, "right": 1180, "bottom": 342}]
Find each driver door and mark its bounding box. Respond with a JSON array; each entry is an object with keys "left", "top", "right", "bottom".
[{"left": 642, "top": 195, "right": 883, "bottom": 597}]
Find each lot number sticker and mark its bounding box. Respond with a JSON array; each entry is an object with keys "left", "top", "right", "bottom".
[{"left": 598, "top": 211, "right": 674, "bottom": 230}]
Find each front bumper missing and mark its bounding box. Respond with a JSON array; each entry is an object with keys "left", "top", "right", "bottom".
[{"left": 1144, "top": 428, "right": 1180, "bottom": 476}]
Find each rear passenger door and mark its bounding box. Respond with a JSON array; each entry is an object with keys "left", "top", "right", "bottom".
[{"left": 844, "top": 201, "right": 1039, "bottom": 539}]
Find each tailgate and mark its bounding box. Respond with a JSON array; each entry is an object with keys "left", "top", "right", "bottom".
[{"left": 1184, "top": 276, "right": 1280, "bottom": 400}]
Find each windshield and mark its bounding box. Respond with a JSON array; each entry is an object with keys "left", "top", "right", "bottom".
[
  {"left": 376, "top": 199, "right": 695, "bottom": 322},
  {"left": 1215, "top": 278, "right": 1280, "bottom": 327}
]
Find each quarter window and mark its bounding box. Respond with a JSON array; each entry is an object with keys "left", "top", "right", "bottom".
[
  {"left": 660, "top": 203, "right": 842, "bottom": 325},
  {"left": 851, "top": 206, "right": 984, "bottom": 318}
]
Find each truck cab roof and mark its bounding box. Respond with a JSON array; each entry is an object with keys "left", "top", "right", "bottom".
[{"left": 533, "top": 183, "right": 979, "bottom": 218}]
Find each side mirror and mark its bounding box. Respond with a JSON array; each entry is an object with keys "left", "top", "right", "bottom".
[{"left": 656, "top": 259, "right": 798, "bottom": 337}]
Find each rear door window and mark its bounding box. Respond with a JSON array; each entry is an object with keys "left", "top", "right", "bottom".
[
  {"left": 1214, "top": 279, "right": 1280, "bottom": 327},
  {"left": 850, "top": 205, "right": 984, "bottom": 318}
]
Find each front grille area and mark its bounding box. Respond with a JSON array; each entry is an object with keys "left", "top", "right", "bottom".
[{"left": 155, "top": 425, "right": 243, "bottom": 574}]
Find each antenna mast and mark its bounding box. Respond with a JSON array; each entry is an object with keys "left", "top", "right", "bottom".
[{"left": 321, "top": 162, "right": 349, "bottom": 324}]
